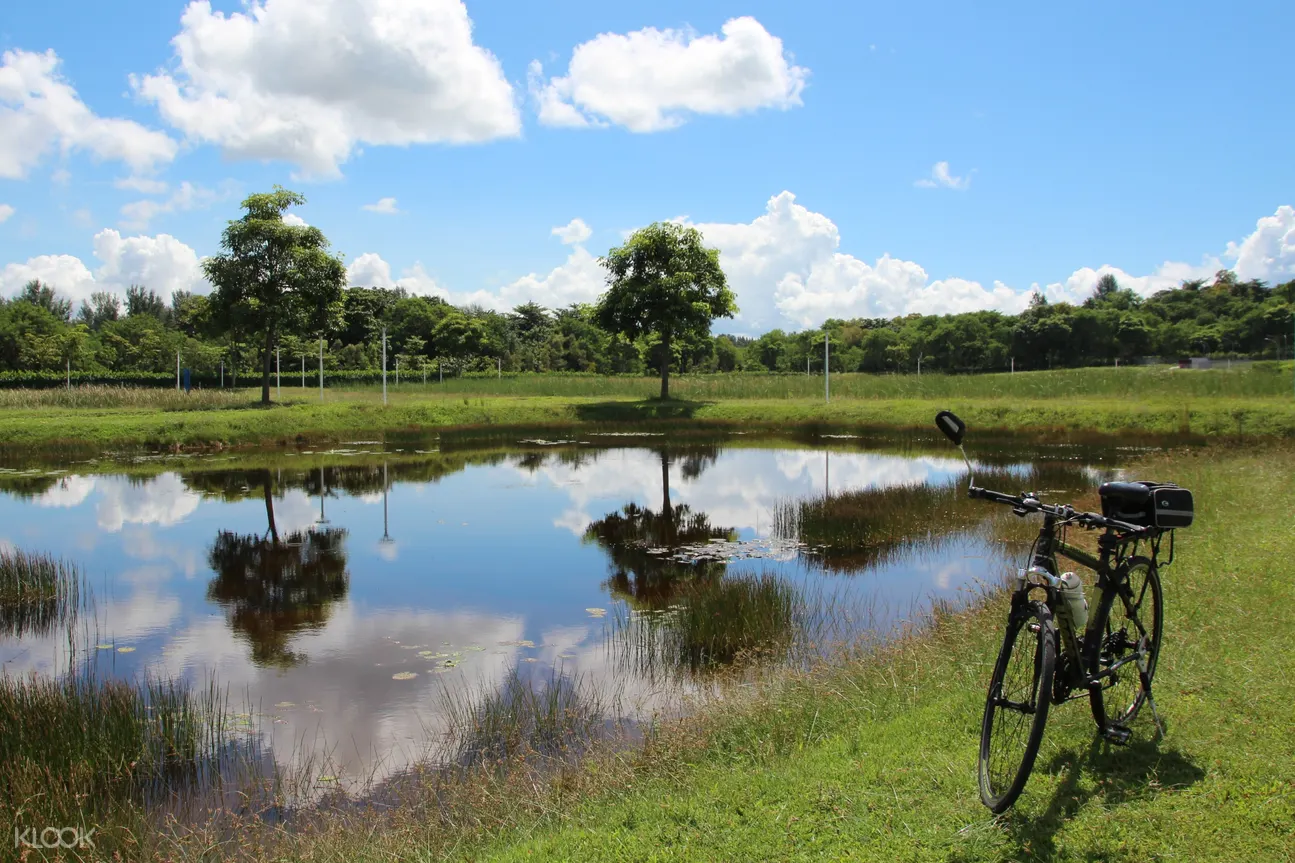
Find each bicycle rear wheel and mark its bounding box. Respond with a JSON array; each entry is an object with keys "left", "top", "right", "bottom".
[
  {"left": 979, "top": 599, "right": 1056, "bottom": 813},
  {"left": 1087, "top": 556, "right": 1163, "bottom": 731}
]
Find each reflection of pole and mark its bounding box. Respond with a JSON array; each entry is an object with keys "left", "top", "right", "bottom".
[
  {"left": 825, "top": 449, "right": 830, "bottom": 497},
  {"left": 381, "top": 461, "right": 392, "bottom": 544},
  {"left": 316, "top": 465, "right": 329, "bottom": 525}
]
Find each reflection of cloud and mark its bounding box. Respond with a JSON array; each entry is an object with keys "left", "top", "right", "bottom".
[
  {"left": 147, "top": 604, "right": 525, "bottom": 792},
  {"left": 35, "top": 475, "right": 96, "bottom": 507},
  {"left": 96, "top": 474, "right": 201, "bottom": 532},
  {"left": 121, "top": 525, "right": 202, "bottom": 577},
  {"left": 376, "top": 540, "right": 398, "bottom": 562},
  {"left": 522, "top": 449, "right": 970, "bottom": 538},
  {"left": 274, "top": 489, "right": 322, "bottom": 534}
]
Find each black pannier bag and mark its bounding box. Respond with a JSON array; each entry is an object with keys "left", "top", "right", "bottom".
[{"left": 1098, "top": 481, "right": 1194, "bottom": 529}]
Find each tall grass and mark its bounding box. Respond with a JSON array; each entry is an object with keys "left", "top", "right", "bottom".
[
  {"left": 0, "top": 662, "right": 247, "bottom": 857},
  {"left": 774, "top": 462, "right": 1102, "bottom": 571},
  {"left": 440, "top": 670, "right": 623, "bottom": 769},
  {"left": 609, "top": 574, "right": 802, "bottom": 681},
  {"left": 0, "top": 548, "right": 80, "bottom": 637},
  {"left": 343, "top": 363, "right": 1295, "bottom": 401},
  {"left": 0, "top": 385, "right": 276, "bottom": 411}
]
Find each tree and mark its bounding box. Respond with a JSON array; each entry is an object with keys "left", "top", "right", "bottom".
[
  {"left": 203, "top": 188, "right": 347, "bottom": 404},
  {"left": 18, "top": 280, "right": 72, "bottom": 322},
  {"left": 595, "top": 222, "right": 736, "bottom": 399},
  {"left": 78, "top": 291, "right": 121, "bottom": 330},
  {"left": 126, "top": 285, "right": 169, "bottom": 320}
]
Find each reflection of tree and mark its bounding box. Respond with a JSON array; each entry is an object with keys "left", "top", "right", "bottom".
[
  {"left": 583, "top": 449, "right": 734, "bottom": 607},
  {"left": 206, "top": 472, "right": 349, "bottom": 667}
]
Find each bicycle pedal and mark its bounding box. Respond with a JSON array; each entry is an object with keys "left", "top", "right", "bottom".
[{"left": 1101, "top": 725, "right": 1132, "bottom": 746}]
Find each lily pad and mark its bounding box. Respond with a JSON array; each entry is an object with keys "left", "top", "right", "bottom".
[
  {"left": 318, "top": 775, "right": 338, "bottom": 783},
  {"left": 116, "top": 646, "right": 136, "bottom": 653},
  {"left": 586, "top": 608, "right": 607, "bottom": 617},
  {"left": 95, "top": 644, "right": 114, "bottom": 650},
  {"left": 275, "top": 701, "right": 296, "bottom": 708},
  {"left": 391, "top": 671, "right": 418, "bottom": 680}
]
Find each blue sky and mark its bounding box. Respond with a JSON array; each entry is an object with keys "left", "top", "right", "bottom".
[{"left": 1, "top": 0, "right": 1292, "bottom": 333}]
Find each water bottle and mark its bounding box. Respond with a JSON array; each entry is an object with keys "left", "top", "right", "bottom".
[{"left": 1058, "top": 572, "right": 1088, "bottom": 631}]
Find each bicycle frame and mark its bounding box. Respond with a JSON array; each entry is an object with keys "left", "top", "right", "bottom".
[{"left": 1013, "top": 513, "right": 1143, "bottom": 698}]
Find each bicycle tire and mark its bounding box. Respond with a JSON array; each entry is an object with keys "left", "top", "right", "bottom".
[
  {"left": 1087, "top": 556, "right": 1163, "bottom": 731},
  {"left": 979, "top": 599, "right": 1056, "bottom": 813}
]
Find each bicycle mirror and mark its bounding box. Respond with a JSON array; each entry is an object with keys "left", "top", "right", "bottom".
[{"left": 935, "top": 410, "right": 966, "bottom": 445}]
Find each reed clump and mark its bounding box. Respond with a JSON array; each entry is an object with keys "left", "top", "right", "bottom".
[
  {"left": 0, "top": 667, "right": 237, "bottom": 856},
  {"left": 0, "top": 548, "right": 80, "bottom": 638}
]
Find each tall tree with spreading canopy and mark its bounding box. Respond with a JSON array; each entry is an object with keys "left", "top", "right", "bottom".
[
  {"left": 595, "top": 222, "right": 736, "bottom": 399},
  {"left": 203, "top": 188, "right": 346, "bottom": 404}
]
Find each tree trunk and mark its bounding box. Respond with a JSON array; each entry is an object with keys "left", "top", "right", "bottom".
[
  {"left": 658, "top": 331, "right": 671, "bottom": 400},
  {"left": 262, "top": 474, "right": 279, "bottom": 544},
  {"left": 261, "top": 326, "right": 275, "bottom": 404}
]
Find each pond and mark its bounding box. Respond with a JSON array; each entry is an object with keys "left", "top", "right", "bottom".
[{"left": 0, "top": 431, "right": 1144, "bottom": 801}]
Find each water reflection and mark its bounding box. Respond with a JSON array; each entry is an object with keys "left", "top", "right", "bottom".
[{"left": 0, "top": 436, "right": 1131, "bottom": 796}]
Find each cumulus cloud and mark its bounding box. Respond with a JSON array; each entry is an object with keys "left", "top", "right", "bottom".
[
  {"left": 282, "top": 212, "right": 307, "bottom": 227},
  {"left": 350, "top": 218, "right": 605, "bottom": 312},
  {"left": 0, "top": 204, "right": 12, "bottom": 224},
  {"left": 530, "top": 16, "right": 807, "bottom": 132},
  {"left": 361, "top": 197, "right": 400, "bottom": 215},
  {"left": 551, "top": 217, "right": 592, "bottom": 245},
  {"left": 685, "top": 193, "right": 1294, "bottom": 330},
  {"left": 0, "top": 228, "right": 207, "bottom": 305},
  {"left": 0, "top": 48, "right": 177, "bottom": 179},
  {"left": 915, "top": 161, "right": 972, "bottom": 190},
  {"left": 119, "top": 180, "right": 231, "bottom": 230},
  {"left": 347, "top": 253, "right": 446, "bottom": 298},
  {"left": 1226, "top": 204, "right": 1295, "bottom": 283},
  {"left": 133, "top": 0, "right": 521, "bottom": 177}
]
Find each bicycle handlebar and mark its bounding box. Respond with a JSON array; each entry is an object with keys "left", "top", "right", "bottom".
[{"left": 967, "top": 485, "right": 1150, "bottom": 535}]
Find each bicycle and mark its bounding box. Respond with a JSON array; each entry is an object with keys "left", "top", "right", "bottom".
[{"left": 934, "top": 410, "right": 1194, "bottom": 812}]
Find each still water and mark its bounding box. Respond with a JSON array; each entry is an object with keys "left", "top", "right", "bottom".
[{"left": 0, "top": 433, "right": 1132, "bottom": 790}]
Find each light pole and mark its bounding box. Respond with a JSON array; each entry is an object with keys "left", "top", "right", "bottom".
[
  {"left": 824, "top": 329, "right": 830, "bottom": 404},
  {"left": 275, "top": 346, "right": 280, "bottom": 400},
  {"left": 381, "top": 325, "right": 388, "bottom": 406}
]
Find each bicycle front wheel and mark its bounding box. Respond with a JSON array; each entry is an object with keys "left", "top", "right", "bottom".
[
  {"left": 1087, "top": 556, "right": 1163, "bottom": 731},
  {"left": 979, "top": 599, "right": 1056, "bottom": 813}
]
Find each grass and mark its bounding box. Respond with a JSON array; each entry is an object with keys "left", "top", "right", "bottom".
[
  {"left": 0, "top": 548, "right": 80, "bottom": 638},
  {"left": 0, "top": 663, "right": 243, "bottom": 857},
  {"left": 0, "top": 365, "right": 1293, "bottom": 451},
  {"left": 144, "top": 444, "right": 1293, "bottom": 862}
]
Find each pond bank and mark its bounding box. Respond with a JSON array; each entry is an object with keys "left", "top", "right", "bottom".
[
  {"left": 132, "top": 444, "right": 1294, "bottom": 861},
  {"left": 0, "top": 392, "right": 1292, "bottom": 453}
]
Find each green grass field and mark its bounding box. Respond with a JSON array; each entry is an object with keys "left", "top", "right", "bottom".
[
  {"left": 0, "top": 365, "right": 1294, "bottom": 451},
  {"left": 139, "top": 445, "right": 1294, "bottom": 863}
]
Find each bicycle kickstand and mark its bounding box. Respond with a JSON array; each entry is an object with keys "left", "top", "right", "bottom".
[{"left": 1137, "top": 653, "right": 1166, "bottom": 739}]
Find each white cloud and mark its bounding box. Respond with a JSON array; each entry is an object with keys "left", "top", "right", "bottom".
[
  {"left": 362, "top": 197, "right": 400, "bottom": 215},
  {"left": 915, "top": 161, "right": 972, "bottom": 190},
  {"left": 282, "top": 212, "right": 308, "bottom": 227},
  {"left": 531, "top": 16, "right": 808, "bottom": 132},
  {"left": 119, "top": 181, "right": 228, "bottom": 230},
  {"left": 133, "top": 0, "right": 521, "bottom": 177},
  {"left": 347, "top": 253, "right": 447, "bottom": 299},
  {"left": 0, "top": 49, "right": 177, "bottom": 179},
  {"left": 1226, "top": 205, "right": 1295, "bottom": 283},
  {"left": 114, "top": 176, "right": 169, "bottom": 194},
  {"left": 0, "top": 228, "right": 208, "bottom": 305},
  {"left": 0, "top": 204, "right": 13, "bottom": 224},
  {"left": 552, "top": 217, "right": 592, "bottom": 245},
  {"left": 50, "top": 168, "right": 71, "bottom": 186},
  {"left": 684, "top": 193, "right": 1294, "bottom": 330}
]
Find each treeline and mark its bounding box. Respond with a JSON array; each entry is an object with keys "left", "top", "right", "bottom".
[{"left": 2, "top": 270, "right": 1292, "bottom": 380}]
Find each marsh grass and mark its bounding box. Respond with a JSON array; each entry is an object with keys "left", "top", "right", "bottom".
[
  {"left": 0, "top": 548, "right": 80, "bottom": 638},
  {"left": 774, "top": 462, "right": 1101, "bottom": 570},
  {"left": 609, "top": 573, "right": 802, "bottom": 680},
  {"left": 0, "top": 660, "right": 257, "bottom": 858}
]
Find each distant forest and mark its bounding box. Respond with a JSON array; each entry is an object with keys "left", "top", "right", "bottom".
[{"left": 2, "top": 269, "right": 1292, "bottom": 380}]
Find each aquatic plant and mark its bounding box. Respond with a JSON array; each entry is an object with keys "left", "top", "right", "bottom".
[{"left": 0, "top": 548, "right": 80, "bottom": 637}]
